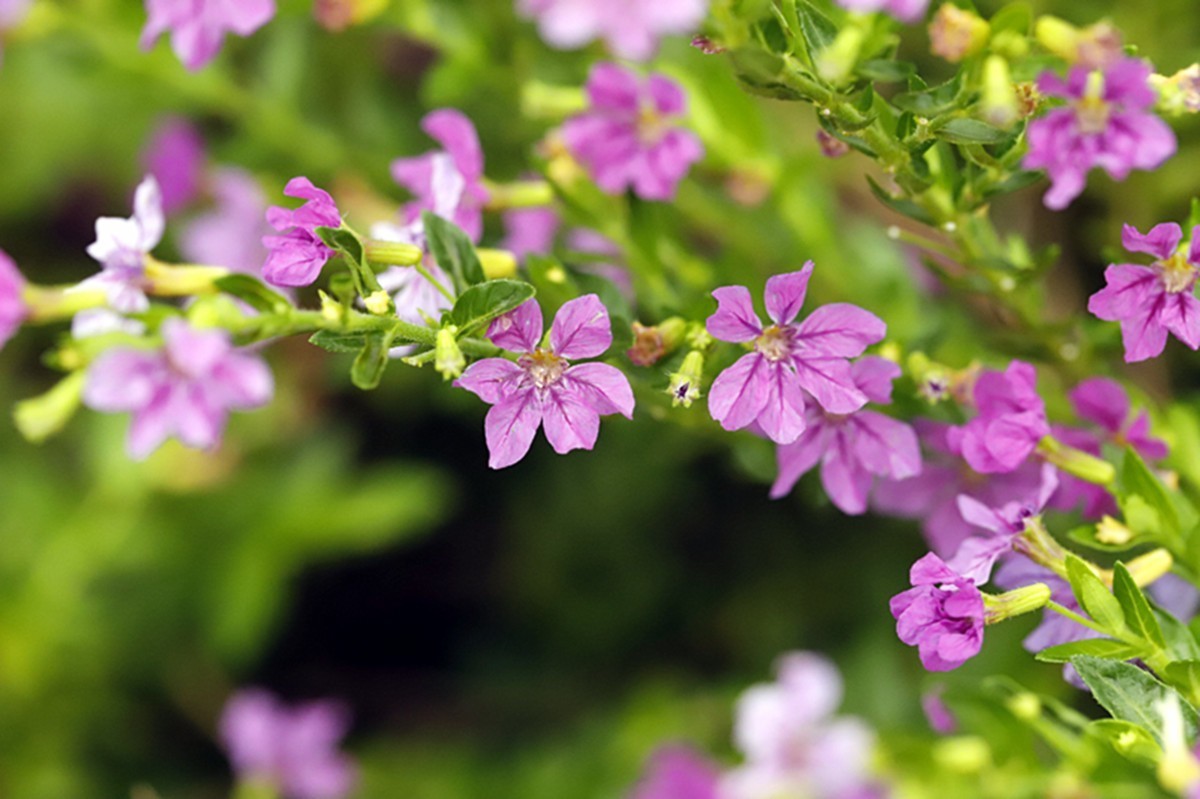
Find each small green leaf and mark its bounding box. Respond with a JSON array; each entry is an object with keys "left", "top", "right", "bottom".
[
  {"left": 316, "top": 225, "right": 365, "bottom": 265},
  {"left": 935, "top": 118, "right": 1009, "bottom": 144},
  {"left": 856, "top": 59, "right": 916, "bottom": 83},
  {"left": 1071, "top": 655, "right": 1200, "bottom": 746},
  {"left": 1036, "top": 638, "right": 1147, "bottom": 664},
  {"left": 794, "top": 0, "right": 837, "bottom": 54},
  {"left": 1065, "top": 555, "right": 1127, "bottom": 637},
  {"left": 866, "top": 176, "right": 936, "bottom": 225},
  {"left": 1159, "top": 608, "right": 1200, "bottom": 661},
  {"left": 1165, "top": 661, "right": 1200, "bottom": 706},
  {"left": 982, "top": 170, "right": 1044, "bottom": 199},
  {"left": 447, "top": 280, "right": 537, "bottom": 335},
  {"left": 309, "top": 330, "right": 368, "bottom": 353},
  {"left": 215, "top": 274, "right": 293, "bottom": 314},
  {"left": 891, "top": 75, "right": 963, "bottom": 116},
  {"left": 1119, "top": 447, "right": 1195, "bottom": 540},
  {"left": 351, "top": 331, "right": 392, "bottom": 390},
  {"left": 423, "top": 212, "right": 485, "bottom": 292},
  {"left": 1112, "top": 563, "right": 1167, "bottom": 649}
]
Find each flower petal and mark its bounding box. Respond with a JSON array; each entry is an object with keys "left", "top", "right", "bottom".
[
  {"left": 487, "top": 298, "right": 543, "bottom": 353},
  {"left": 456, "top": 358, "right": 524, "bottom": 405},
  {"left": 422, "top": 108, "right": 485, "bottom": 181},
  {"left": 550, "top": 294, "right": 612, "bottom": 359},
  {"left": 769, "top": 423, "right": 827, "bottom": 499},
  {"left": 484, "top": 389, "right": 542, "bottom": 469},
  {"left": 794, "top": 303, "right": 885, "bottom": 357},
  {"left": 1121, "top": 222, "right": 1182, "bottom": 260},
  {"left": 820, "top": 432, "right": 873, "bottom": 515},
  {"left": 706, "top": 285, "right": 762, "bottom": 343},
  {"left": 763, "top": 264, "right": 813, "bottom": 326},
  {"left": 755, "top": 364, "right": 808, "bottom": 444},
  {"left": 541, "top": 389, "right": 601, "bottom": 455},
  {"left": 707, "top": 352, "right": 770, "bottom": 433},
  {"left": 1068, "top": 377, "right": 1130, "bottom": 433},
  {"left": 563, "top": 362, "right": 635, "bottom": 418},
  {"left": 791, "top": 356, "right": 867, "bottom": 414}
]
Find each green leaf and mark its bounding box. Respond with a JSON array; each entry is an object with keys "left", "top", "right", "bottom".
[
  {"left": 1065, "top": 554, "right": 1127, "bottom": 637},
  {"left": 1119, "top": 447, "right": 1195, "bottom": 541},
  {"left": 1086, "top": 719, "right": 1162, "bottom": 767},
  {"left": 1165, "top": 661, "right": 1200, "bottom": 706},
  {"left": 1035, "top": 638, "right": 1147, "bottom": 664},
  {"left": 351, "top": 331, "right": 392, "bottom": 390},
  {"left": 316, "top": 225, "right": 365, "bottom": 265},
  {"left": 866, "top": 176, "right": 936, "bottom": 225},
  {"left": 934, "top": 118, "right": 1009, "bottom": 144},
  {"left": 1160, "top": 607, "right": 1200, "bottom": 661},
  {"left": 990, "top": 2, "right": 1033, "bottom": 35},
  {"left": 423, "top": 212, "right": 485, "bottom": 292},
  {"left": 214, "top": 274, "right": 293, "bottom": 314},
  {"left": 447, "top": 279, "right": 537, "bottom": 335},
  {"left": 1071, "top": 655, "right": 1200, "bottom": 746},
  {"left": 982, "top": 170, "right": 1044, "bottom": 199},
  {"left": 891, "top": 75, "right": 963, "bottom": 116},
  {"left": 856, "top": 59, "right": 916, "bottom": 83},
  {"left": 1112, "top": 562, "right": 1167, "bottom": 649},
  {"left": 309, "top": 330, "right": 369, "bottom": 353},
  {"left": 794, "top": 0, "right": 837, "bottom": 54},
  {"left": 729, "top": 49, "right": 802, "bottom": 100}
]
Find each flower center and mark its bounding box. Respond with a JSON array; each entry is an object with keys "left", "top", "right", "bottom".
[
  {"left": 519, "top": 348, "right": 568, "bottom": 389},
  {"left": 636, "top": 104, "right": 669, "bottom": 146},
  {"left": 1073, "top": 71, "right": 1111, "bottom": 135},
  {"left": 754, "top": 325, "right": 795, "bottom": 362},
  {"left": 1156, "top": 251, "right": 1197, "bottom": 294}
]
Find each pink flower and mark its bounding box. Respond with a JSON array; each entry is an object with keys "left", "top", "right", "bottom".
[
  {"left": 455, "top": 295, "right": 634, "bottom": 469},
  {"left": 141, "top": 0, "right": 276, "bottom": 71},
  {"left": 80, "top": 175, "right": 165, "bottom": 313},
  {"left": 262, "top": 177, "right": 342, "bottom": 287},
  {"left": 180, "top": 168, "right": 271, "bottom": 276},
  {"left": 0, "top": 248, "right": 28, "bottom": 349},
  {"left": 769, "top": 356, "right": 921, "bottom": 514},
  {"left": 890, "top": 553, "right": 985, "bottom": 672},
  {"left": 562, "top": 63, "right": 703, "bottom": 202},
  {"left": 1023, "top": 58, "right": 1176, "bottom": 210},
  {"left": 630, "top": 746, "right": 720, "bottom": 799},
  {"left": 835, "top": 0, "right": 929, "bottom": 23},
  {"left": 705, "top": 263, "right": 886, "bottom": 445},
  {"left": 953, "top": 361, "right": 1049, "bottom": 474},
  {"left": 517, "top": 0, "right": 707, "bottom": 61},
  {"left": 1088, "top": 222, "right": 1200, "bottom": 362},
  {"left": 501, "top": 206, "right": 560, "bottom": 262},
  {"left": 391, "top": 109, "right": 489, "bottom": 242},
  {"left": 220, "top": 688, "right": 356, "bottom": 799},
  {"left": 82, "top": 318, "right": 273, "bottom": 459},
  {"left": 142, "top": 116, "right": 206, "bottom": 215}
]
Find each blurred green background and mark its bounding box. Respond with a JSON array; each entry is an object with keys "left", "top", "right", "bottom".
[{"left": 3, "top": 0, "right": 1200, "bottom": 797}]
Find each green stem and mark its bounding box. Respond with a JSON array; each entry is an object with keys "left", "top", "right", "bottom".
[{"left": 1044, "top": 600, "right": 1114, "bottom": 638}]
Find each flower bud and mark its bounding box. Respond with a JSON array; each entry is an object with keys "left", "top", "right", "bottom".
[
  {"left": 1036, "top": 435, "right": 1116, "bottom": 486},
  {"left": 143, "top": 256, "right": 229, "bottom": 296},
  {"left": 1156, "top": 695, "right": 1200, "bottom": 794},
  {"left": 478, "top": 248, "right": 518, "bottom": 280},
  {"left": 364, "top": 240, "right": 423, "bottom": 267},
  {"left": 1095, "top": 515, "right": 1133, "bottom": 546},
  {"left": 1152, "top": 64, "right": 1200, "bottom": 117},
  {"left": 1006, "top": 692, "right": 1041, "bottom": 721},
  {"left": 933, "top": 737, "right": 990, "bottom": 774},
  {"left": 928, "top": 4, "right": 989, "bottom": 63},
  {"left": 816, "top": 130, "right": 850, "bottom": 159},
  {"left": 13, "top": 371, "right": 85, "bottom": 444},
  {"left": 983, "top": 583, "right": 1051, "bottom": 624},
  {"left": 816, "top": 27, "right": 865, "bottom": 86},
  {"left": 628, "top": 322, "right": 667, "bottom": 367},
  {"left": 667, "top": 350, "right": 705, "bottom": 408},
  {"left": 364, "top": 289, "right": 392, "bottom": 316},
  {"left": 1034, "top": 16, "right": 1080, "bottom": 63},
  {"left": 981, "top": 56, "right": 1020, "bottom": 128},
  {"left": 435, "top": 327, "right": 466, "bottom": 381},
  {"left": 1126, "top": 548, "right": 1174, "bottom": 588}
]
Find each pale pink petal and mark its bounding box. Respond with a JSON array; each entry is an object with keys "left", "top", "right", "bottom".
[
  {"left": 563, "top": 362, "right": 634, "bottom": 418},
  {"left": 585, "top": 61, "right": 642, "bottom": 112},
  {"left": 821, "top": 433, "right": 873, "bottom": 514},
  {"left": 755, "top": 364, "right": 808, "bottom": 444},
  {"left": 83, "top": 350, "right": 164, "bottom": 411},
  {"left": 126, "top": 387, "right": 177, "bottom": 460},
  {"left": 956, "top": 494, "right": 1006, "bottom": 535},
  {"left": 542, "top": 389, "right": 601, "bottom": 454},
  {"left": 422, "top": 108, "right": 484, "bottom": 181},
  {"left": 769, "top": 422, "right": 828, "bottom": 499},
  {"left": 550, "top": 294, "right": 612, "bottom": 359},
  {"left": 763, "top": 264, "right": 813, "bottom": 325},
  {"left": 455, "top": 358, "right": 524, "bottom": 404},
  {"left": 791, "top": 356, "right": 868, "bottom": 414},
  {"left": 850, "top": 356, "right": 900, "bottom": 405},
  {"left": 1121, "top": 222, "right": 1182, "bottom": 260},
  {"left": 794, "top": 303, "right": 886, "bottom": 357},
  {"left": 707, "top": 352, "right": 770, "bottom": 432},
  {"left": 706, "top": 285, "right": 763, "bottom": 343},
  {"left": 852, "top": 411, "right": 921, "bottom": 479},
  {"left": 484, "top": 389, "right": 541, "bottom": 469},
  {"left": 211, "top": 353, "right": 274, "bottom": 409},
  {"left": 487, "top": 299, "right": 543, "bottom": 353}
]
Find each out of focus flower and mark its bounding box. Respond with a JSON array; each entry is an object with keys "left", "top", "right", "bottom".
[
  {"left": 516, "top": 0, "right": 708, "bottom": 61},
  {"left": 80, "top": 175, "right": 164, "bottom": 313},
  {"left": 954, "top": 360, "right": 1049, "bottom": 474},
  {"left": 142, "top": 117, "right": 206, "bottom": 215},
  {"left": 921, "top": 687, "right": 957, "bottom": 734},
  {"left": 891, "top": 553, "right": 985, "bottom": 672},
  {"left": 816, "top": 130, "right": 851, "bottom": 158},
  {"left": 391, "top": 109, "right": 489, "bottom": 242},
  {"left": 181, "top": 168, "right": 271, "bottom": 275},
  {"left": 0, "top": 249, "right": 28, "bottom": 349},
  {"left": 1051, "top": 377, "right": 1166, "bottom": 518},
  {"left": 455, "top": 295, "right": 634, "bottom": 469},
  {"left": 1023, "top": 58, "right": 1176, "bottom": 210},
  {"left": 562, "top": 63, "right": 703, "bottom": 202},
  {"left": 927, "top": 4, "right": 988, "bottom": 62},
  {"left": 220, "top": 688, "right": 356, "bottom": 799},
  {"left": 630, "top": 746, "right": 720, "bottom": 799},
  {"left": 770, "top": 356, "right": 921, "bottom": 514},
  {"left": 262, "top": 177, "right": 342, "bottom": 287},
  {"left": 501, "top": 206, "right": 560, "bottom": 262},
  {"left": 705, "top": 263, "right": 885, "bottom": 444},
  {"left": 1088, "top": 222, "right": 1200, "bottom": 362},
  {"left": 82, "top": 318, "right": 273, "bottom": 459},
  {"left": 835, "top": 0, "right": 929, "bottom": 24},
  {"left": 141, "top": 0, "right": 276, "bottom": 71}
]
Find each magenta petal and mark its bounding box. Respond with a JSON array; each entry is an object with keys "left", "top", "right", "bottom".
[
  {"left": 422, "top": 108, "right": 484, "bottom": 181},
  {"left": 586, "top": 62, "right": 642, "bottom": 112},
  {"left": 756, "top": 365, "right": 808, "bottom": 444},
  {"left": 947, "top": 535, "right": 1011, "bottom": 584},
  {"left": 1161, "top": 292, "right": 1200, "bottom": 349},
  {"left": 821, "top": 435, "right": 872, "bottom": 515},
  {"left": 1068, "top": 377, "right": 1130, "bottom": 433},
  {"left": 550, "top": 294, "right": 612, "bottom": 359},
  {"left": 763, "top": 263, "right": 813, "bottom": 325},
  {"left": 646, "top": 73, "right": 687, "bottom": 116},
  {"left": 1087, "top": 264, "right": 1160, "bottom": 321},
  {"left": 1121, "top": 222, "right": 1182, "bottom": 260},
  {"left": 956, "top": 495, "right": 1005, "bottom": 535},
  {"left": 542, "top": 389, "right": 601, "bottom": 454},
  {"left": 83, "top": 350, "right": 163, "bottom": 411},
  {"left": 769, "top": 424, "right": 828, "bottom": 499},
  {"left": 706, "top": 285, "right": 763, "bottom": 343},
  {"left": 908, "top": 553, "right": 961, "bottom": 585},
  {"left": 484, "top": 389, "right": 542, "bottom": 469},
  {"left": 564, "top": 362, "right": 635, "bottom": 418},
  {"left": 791, "top": 356, "right": 868, "bottom": 414},
  {"left": 794, "top": 303, "right": 886, "bottom": 357},
  {"left": 1118, "top": 309, "right": 1170, "bottom": 362},
  {"left": 127, "top": 389, "right": 176, "bottom": 460},
  {"left": 707, "top": 352, "right": 770, "bottom": 432},
  {"left": 852, "top": 411, "right": 921, "bottom": 479},
  {"left": 487, "top": 299, "right": 544, "bottom": 353},
  {"left": 456, "top": 358, "right": 524, "bottom": 404},
  {"left": 851, "top": 356, "right": 900, "bottom": 405}
]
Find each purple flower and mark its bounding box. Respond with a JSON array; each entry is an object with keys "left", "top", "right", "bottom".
[
  {"left": 219, "top": 688, "right": 356, "bottom": 799},
  {"left": 455, "top": 295, "right": 634, "bottom": 469},
  {"left": 630, "top": 746, "right": 720, "bottom": 799},
  {"left": 890, "top": 553, "right": 985, "bottom": 672},
  {"left": 141, "top": 0, "right": 275, "bottom": 71},
  {"left": 921, "top": 687, "right": 957, "bottom": 734},
  {"left": 82, "top": 318, "right": 273, "bottom": 460},
  {"left": 947, "top": 464, "right": 1058, "bottom": 584},
  {"left": 705, "top": 263, "right": 886, "bottom": 445},
  {"left": 769, "top": 356, "right": 921, "bottom": 513},
  {"left": 180, "top": 168, "right": 271, "bottom": 275},
  {"left": 502, "top": 207, "right": 560, "bottom": 262},
  {"left": 953, "top": 360, "right": 1049, "bottom": 474},
  {"left": 80, "top": 175, "right": 164, "bottom": 313},
  {"left": 724, "top": 652, "right": 878, "bottom": 799},
  {"left": 391, "top": 109, "right": 489, "bottom": 242},
  {"left": 562, "top": 63, "right": 704, "bottom": 202},
  {"left": 0, "top": 249, "right": 28, "bottom": 349},
  {"left": 1023, "top": 58, "right": 1176, "bottom": 210},
  {"left": 142, "top": 116, "right": 206, "bottom": 215},
  {"left": 872, "top": 420, "right": 1045, "bottom": 557},
  {"left": 835, "top": 0, "right": 929, "bottom": 24},
  {"left": 516, "top": 0, "right": 707, "bottom": 61},
  {"left": 262, "top": 177, "right": 342, "bottom": 288},
  {"left": 1051, "top": 377, "right": 1167, "bottom": 518},
  {"left": 1087, "top": 222, "right": 1200, "bottom": 362}
]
